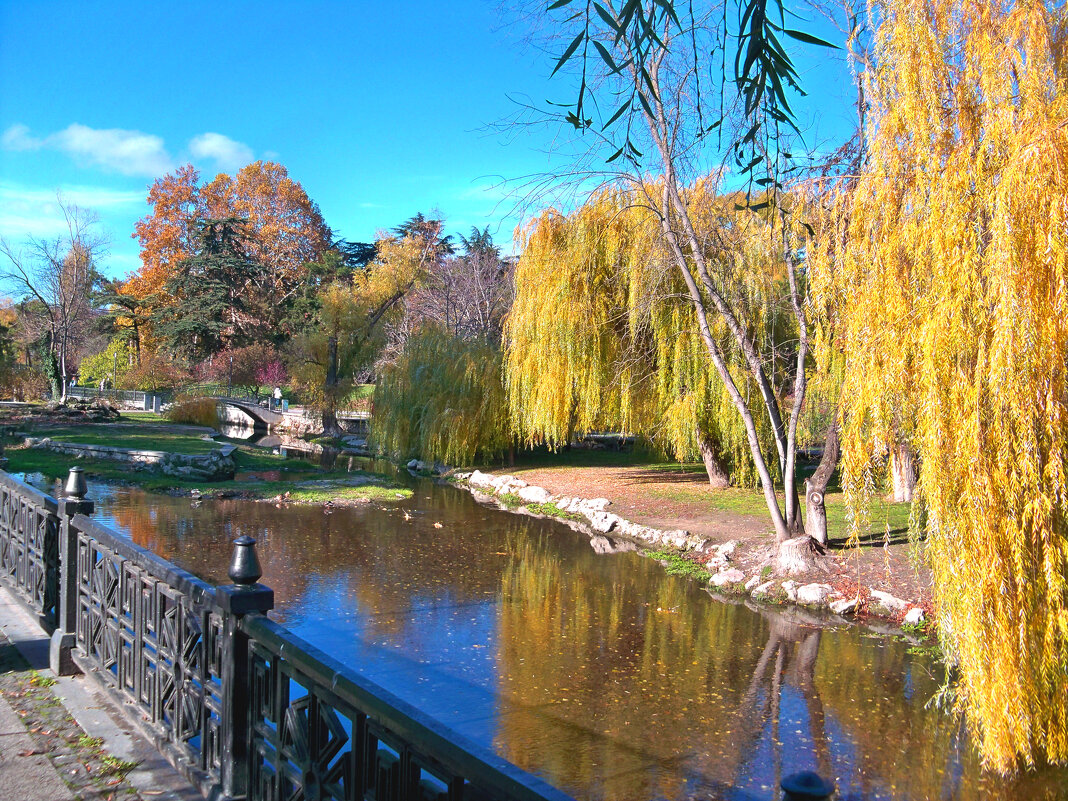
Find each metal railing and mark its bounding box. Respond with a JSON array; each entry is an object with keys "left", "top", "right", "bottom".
[
  {"left": 0, "top": 466, "right": 578, "bottom": 801},
  {"left": 66, "top": 386, "right": 151, "bottom": 405}
]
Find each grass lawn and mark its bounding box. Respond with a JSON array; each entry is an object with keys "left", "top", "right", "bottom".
[
  {"left": 3, "top": 424, "right": 410, "bottom": 501},
  {"left": 119, "top": 412, "right": 169, "bottom": 424},
  {"left": 27, "top": 424, "right": 218, "bottom": 454}
]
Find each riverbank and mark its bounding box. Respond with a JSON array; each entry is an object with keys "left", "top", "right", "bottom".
[
  {"left": 446, "top": 456, "right": 934, "bottom": 631},
  {"left": 1, "top": 418, "right": 412, "bottom": 505}
]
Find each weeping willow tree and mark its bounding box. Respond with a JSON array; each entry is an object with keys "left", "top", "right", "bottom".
[
  {"left": 371, "top": 326, "right": 512, "bottom": 465},
  {"left": 809, "top": 0, "right": 1068, "bottom": 772},
  {"left": 506, "top": 183, "right": 793, "bottom": 490}
]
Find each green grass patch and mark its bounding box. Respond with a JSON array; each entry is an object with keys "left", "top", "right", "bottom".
[
  {"left": 306, "top": 435, "right": 348, "bottom": 447},
  {"left": 284, "top": 484, "right": 411, "bottom": 503},
  {"left": 4, "top": 436, "right": 405, "bottom": 498},
  {"left": 77, "top": 734, "right": 104, "bottom": 750},
  {"left": 496, "top": 492, "right": 525, "bottom": 508},
  {"left": 646, "top": 549, "right": 714, "bottom": 582},
  {"left": 525, "top": 500, "right": 586, "bottom": 522},
  {"left": 27, "top": 424, "right": 218, "bottom": 454},
  {"left": 118, "top": 412, "right": 168, "bottom": 424},
  {"left": 99, "top": 754, "right": 139, "bottom": 780},
  {"left": 29, "top": 670, "right": 56, "bottom": 687}
]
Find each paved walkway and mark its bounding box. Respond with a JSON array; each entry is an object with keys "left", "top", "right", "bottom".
[{"left": 0, "top": 587, "right": 201, "bottom": 801}]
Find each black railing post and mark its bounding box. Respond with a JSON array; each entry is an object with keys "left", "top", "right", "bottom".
[
  {"left": 216, "top": 536, "right": 274, "bottom": 801},
  {"left": 50, "top": 466, "right": 93, "bottom": 676},
  {"left": 781, "top": 771, "right": 835, "bottom": 800}
]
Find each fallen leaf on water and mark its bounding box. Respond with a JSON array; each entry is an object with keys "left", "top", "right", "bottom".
[{"left": 433, "top": 522, "right": 443, "bottom": 528}]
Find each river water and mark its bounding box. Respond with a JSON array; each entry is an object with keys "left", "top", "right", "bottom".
[{"left": 30, "top": 470, "right": 1068, "bottom": 800}]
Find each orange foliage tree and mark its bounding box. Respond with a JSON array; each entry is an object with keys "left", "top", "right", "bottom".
[{"left": 126, "top": 160, "right": 332, "bottom": 341}]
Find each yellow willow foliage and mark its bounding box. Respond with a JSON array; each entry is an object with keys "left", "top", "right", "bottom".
[
  {"left": 506, "top": 184, "right": 785, "bottom": 483},
  {"left": 371, "top": 327, "right": 512, "bottom": 465},
  {"left": 291, "top": 237, "right": 425, "bottom": 408},
  {"left": 810, "top": 0, "right": 1068, "bottom": 771}
]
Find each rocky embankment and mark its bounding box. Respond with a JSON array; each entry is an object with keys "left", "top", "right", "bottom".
[{"left": 447, "top": 466, "right": 929, "bottom": 628}]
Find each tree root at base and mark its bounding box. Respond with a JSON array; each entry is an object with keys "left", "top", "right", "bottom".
[{"left": 776, "top": 535, "right": 830, "bottom": 575}]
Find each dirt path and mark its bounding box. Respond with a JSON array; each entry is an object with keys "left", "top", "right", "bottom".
[{"left": 499, "top": 462, "right": 934, "bottom": 610}]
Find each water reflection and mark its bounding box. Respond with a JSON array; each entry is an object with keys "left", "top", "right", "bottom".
[{"left": 35, "top": 475, "right": 1068, "bottom": 801}]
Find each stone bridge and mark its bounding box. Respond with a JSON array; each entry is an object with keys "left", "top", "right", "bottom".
[
  {"left": 215, "top": 397, "right": 284, "bottom": 429},
  {"left": 216, "top": 397, "right": 370, "bottom": 435}
]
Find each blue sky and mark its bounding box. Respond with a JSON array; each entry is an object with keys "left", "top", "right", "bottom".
[{"left": 0, "top": 1, "right": 856, "bottom": 280}]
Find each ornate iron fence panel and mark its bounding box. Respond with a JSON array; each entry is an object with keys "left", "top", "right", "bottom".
[
  {"left": 242, "top": 615, "right": 573, "bottom": 801},
  {"left": 72, "top": 514, "right": 225, "bottom": 787},
  {"left": 0, "top": 472, "right": 59, "bottom": 627}
]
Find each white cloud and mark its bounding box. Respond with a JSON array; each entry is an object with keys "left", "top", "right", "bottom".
[
  {"left": 1, "top": 124, "right": 38, "bottom": 151},
  {"left": 188, "top": 132, "right": 254, "bottom": 172},
  {"left": 54, "top": 124, "right": 174, "bottom": 176},
  {"left": 2, "top": 123, "right": 256, "bottom": 179},
  {"left": 2, "top": 123, "right": 173, "bottom": 177}
]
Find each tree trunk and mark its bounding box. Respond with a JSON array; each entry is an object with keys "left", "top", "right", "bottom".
[
  {"left": 890, "top": 442, "right": 917, "bottom": 502},
  {"left": 698, "top": 433, "right": 730, "bottom": 489},
  {"left": 776, "top": 535, "right": 827, "bottom": 574},
  {"left": 321, "top": 335, "right": 344, "bottom": 438},
  {"left": 804, "top": 418, "right": 840, "bottom": 547}
]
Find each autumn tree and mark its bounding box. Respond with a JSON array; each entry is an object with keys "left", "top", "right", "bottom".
[
  {"left": 129, "top": 164, "right": 203, "bottom": 302},
  {"left": 128, "top": 161, "right": 332, "bottom": 342},
  {"left": 524, "top": 1, "right": 835, "bottom": 560},
  {"left": 289, "top": 218, "right": 448, "bottom": 436},
  {"left": 809, "top": 0, "right": 1068, "bottom": 772},
  {"left": 0, "top": 199, "right": 105, "bottom": 399},
  {"left": 201, "top": 161, "right": 333, "bottom": 332}
]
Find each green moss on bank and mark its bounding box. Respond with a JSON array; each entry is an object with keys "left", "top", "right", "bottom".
[{"left": 646, "top": 549, "right": 714, "bottom": 582}]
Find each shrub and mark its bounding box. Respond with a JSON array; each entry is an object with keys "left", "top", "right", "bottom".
[{"left": 166, "top": 396, "right": 219, "bottom": 427}]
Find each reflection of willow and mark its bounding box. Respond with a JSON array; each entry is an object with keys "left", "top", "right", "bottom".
[
  {"left": 495, "top": 533, "right": 776, "bottom": 801},
  {"left": 493, "top": 534, "right": 1040, "bottom": 801}
]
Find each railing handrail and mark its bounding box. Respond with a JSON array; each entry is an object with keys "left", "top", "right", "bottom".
[
  {"left": 241, "top": 613, "right": 575, "bottom": 801},
  {"left": 0, "top": 470, "right": 58, "bottom": 514},
  {"left": 71, "top": 513, "right": 215, "bottom": 606}
]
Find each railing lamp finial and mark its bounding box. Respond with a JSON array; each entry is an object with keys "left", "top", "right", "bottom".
[
  {"left": 64, "top": 466, "right": 87, "bottom": 499},
  {"left": 228, "top": 535, "right": 263, "bottom": 586}
]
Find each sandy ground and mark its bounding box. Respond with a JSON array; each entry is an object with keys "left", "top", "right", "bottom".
[{"left": 497, "top": 462, "right": 934, "bottom": 610}]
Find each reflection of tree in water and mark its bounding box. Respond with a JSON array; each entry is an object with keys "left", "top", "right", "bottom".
[{"left": 493, "top": 535, "right": 1058, "bottom": 801}]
